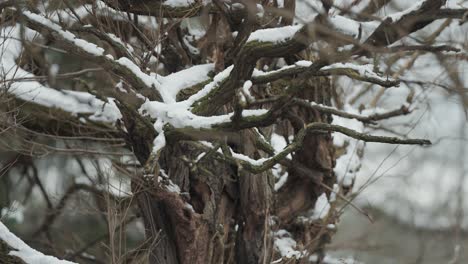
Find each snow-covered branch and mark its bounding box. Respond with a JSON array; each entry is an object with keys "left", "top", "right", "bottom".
[
  {"left": 0, "top": 25, "right": 121, "bottom": 125},
  {"left": 4, "top": 8, "right": 163, "bottom": 100},
  {"left": 101, "top": 0, "right": 205, "bottom": 18},
  {"left": 294, "top": 99, "right": 411, "bottom": 124},
  {"left": 182, "top": 120, "right": 430, "bottom": 175},
  {"left": 0, "top": 221, "right": 75, "bottom": 264},
  {"left": 252, "top": 61, "right": 400, "bottom": 88}
]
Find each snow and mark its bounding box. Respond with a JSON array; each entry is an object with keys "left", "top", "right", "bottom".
[
  {"left": 309, "top": 254, "right": 363, "bottom": 264},
  {"left": 334, "top": 15, "right": 468, "bottom": 229},
  {"left": 163, "top": 0, "right": 196, "bottom": 7},
  {"left": 0, "top": 26, "right": 121, "bottom": 124},
  {"left": 152, "top": 120, "right": 167, "bottom": 153},
  {"left": 247, "top": 25, "right": 302, "bottom": 43},
  {"left": 253, "top": 61, "right": 393, "bottom": 86},
  {"left": 23, "top": 11, "right": 105, "bottom": 56},
  {"left": 277, "top": 0, "right": 284, "bottom": 8},
  {"left": 241, "top": 80, "right": 254, "bottom": 102},
  {"left": 446, "top": 0, "right": 468, "bottom": 8},
  {"left": 294, "top": 60, "right": 313, "bottom": 67},
  {"left": 138, "top": 65, "right": 269, "bottom": 138},
  {"left": 332, "top": 105, "right": 365, "bottom": 187},
  {"left": 54, "top": 1, "right": 159, "bottom": 30},
  {"left": 271, "top": 133, "right": 290, "bottom": 191},
  {"left": 158, "top": 64, "right": 214, "bottom": 103},
  {"left": 116, "top": 57, "right": 161, "bottom": 89},
  {"left": 256, "top": 4, "right": 265, "bottom": 18},
  {"left": 328, "top": 15, "right": 361, "bottom": 39},
  {"left": 2, "top": 0, "right": 466, "bottom": 245},
  {"left": 21, "top": 10, "right": 163, "bottom": 96},
  {"left": 271, "top": 133, "right": 287, "bottom": 153},
  {"left": 165, "top": 179, "right": 181, "bottom": 193},
  {"left": 330, "top": 184, "right": 339, "bottom": 202},
  {"left": 0, "top": 221, "right": 76, "bottom": 263},
  {"left": 140, "top": 101, "right": 193, "bottom": 127},
  {"left": 331, "top": 0, "right": 370, "bottom": 14},
  {"left": 274, "top": 230, "right": 303, "bottom": 259},
  {"left": 322, "top": 63, "right": 394, "bottom": 84},
  {"left": 359, "top": 21, "right": 381, "bottom": 42},
  {"left": 195, "top": 152, "right": 206, "bottom": 162},
  {"left": 387, "top": 0, "right": 426, "bottom": 22},
  {"left": 311, "top": 193, "right": 331, "bottom": 220},
  {"left": 252, "top": 64, "right": 297, "bottom": 78},
  {"left": 140, "top": 100, "right": 267, "bottom": 129},
  {"left": 106, "top": 33, "right": 134, "bottom": 53},
  {"left": 332, "top": 105, "right": 365, "bottom": 147},
  {"left": 49, "top": 64, "right": 59, "bottom": 78},
  {"left": 343, "top": 149, "right": 373, "bottom": 182},
  {"left": 185, "top": 65, "right": 233, "bottom": 104},
  {"left": 295, "top": 0, "right": 323, "bottom": 22},
  {"left": 271, "top": 133, "right": 292, "bottom": 160},
  {"left": 273, "top": 164, "right": 289, "bottom": 191},
  {"left": 231, "top": 150, "right": 268, "bottom": 166}
]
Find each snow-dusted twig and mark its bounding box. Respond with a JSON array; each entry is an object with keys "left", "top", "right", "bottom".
[
  {"left": 190, "top": 120, "right": 430, "bottom": 174},
  {"left": 294, "top": 99, "right": 411, "bottom": 124}
]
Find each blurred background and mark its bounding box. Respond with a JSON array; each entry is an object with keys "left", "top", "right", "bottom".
[{"left": 324, "top": 1, "right": 468, "bottom": 263}]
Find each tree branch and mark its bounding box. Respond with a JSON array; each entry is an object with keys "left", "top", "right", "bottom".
[{"left": 294, "top": 99, "right": 411, "bottom": 124}]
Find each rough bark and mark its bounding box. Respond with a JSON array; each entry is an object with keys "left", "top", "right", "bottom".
[{"left": 236, "top": 129, "right": 274, "bottom": 264}]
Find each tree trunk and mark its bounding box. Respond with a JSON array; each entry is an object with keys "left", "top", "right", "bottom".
[{"left": 129, "top": 76, "right": 336, "bottom": 264}]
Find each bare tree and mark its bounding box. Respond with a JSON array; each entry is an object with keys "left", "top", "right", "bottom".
[{"left": 0, "top": 0, "right": 465, "bottom": 263}]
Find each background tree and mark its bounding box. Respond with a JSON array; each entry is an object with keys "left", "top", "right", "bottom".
[{"left": 0, "top": 0, "right": 466, "bottom": 263}]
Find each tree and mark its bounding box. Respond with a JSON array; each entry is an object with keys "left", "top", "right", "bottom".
[{"left": 0, "top": 0, "right": 465, "bottom": 263}]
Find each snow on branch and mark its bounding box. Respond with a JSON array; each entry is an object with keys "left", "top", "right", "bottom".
[
  {"left": 100, "top": 0, "right": 203, "bottom": 17},
  {"left": 309, "top": 122, "right": 431, "bottom": 145},
  {"left": 0, "top": 221, "right": 76, "bottom": 264},
  {"left": 159, "top": 64, "right": 214, "bottom": 103},
  {"left": 294, "top": 99, "right": 410, "bottom": 124},
  {"left": 22, "top": 10, "right": 104, "bottom": 56},
  {"left": 48, "top": 1, "right": 160, "bottom": 30},
  {"left": 246, "top": 25, "right": 303, "bottom": 44},
  {"left": 4, "top": 8, "right": 163, "bottom": 100},
  {"left": 252, "top": 61, "right": 399, "bottom": 88},
  {"left": 168, "top": 1, "right": 457, "bottom": 115},
  {"left": 156, "top": 59, "right": 400, "bottom": 106},
  {"left": 362, "top": 0, "right": 448, "bottom": 48},
  {"left": 191, "top": 120, "right": 430, "bottom": 175},
  {"left": 0, "top": 26, "right": 121, "bottom": 124},
  {"left": 152, "top": 59, "right": 398, "bottom": 108},
  {"left": 320, "top": 63, "right": 399, "bottom": 87},
  {"left": 140, "top": 100, "right": 269, "bottom": 130}
]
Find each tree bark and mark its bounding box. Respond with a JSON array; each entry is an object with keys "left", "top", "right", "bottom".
[{"left": 129, "top": 76, "right": 336, "bottom": 264}]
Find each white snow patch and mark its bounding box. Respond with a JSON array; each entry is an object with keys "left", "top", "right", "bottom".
[
  {"left": 23, "top": 11, "right": 104, "bottom": 56},
  {"left": 159, "top": 64, "right": 214, "bottom": 103},
  {"left": 163, "top": 0, "right": 196, "bottom": 7},
  {"left": 332, "top": 105, "right": 365, "bottom": 187},
  {"left": 311, "top": 193, "right": 331, "bottom": 220},
  {"left": 274, "top": 230, "right": 303, "bottom": 259},
  {"left": 0, "top": 26, "right": 121, "bottom": 124},
  {"left": 247, "top": 25, "right": 302, "bottom": 43}
]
